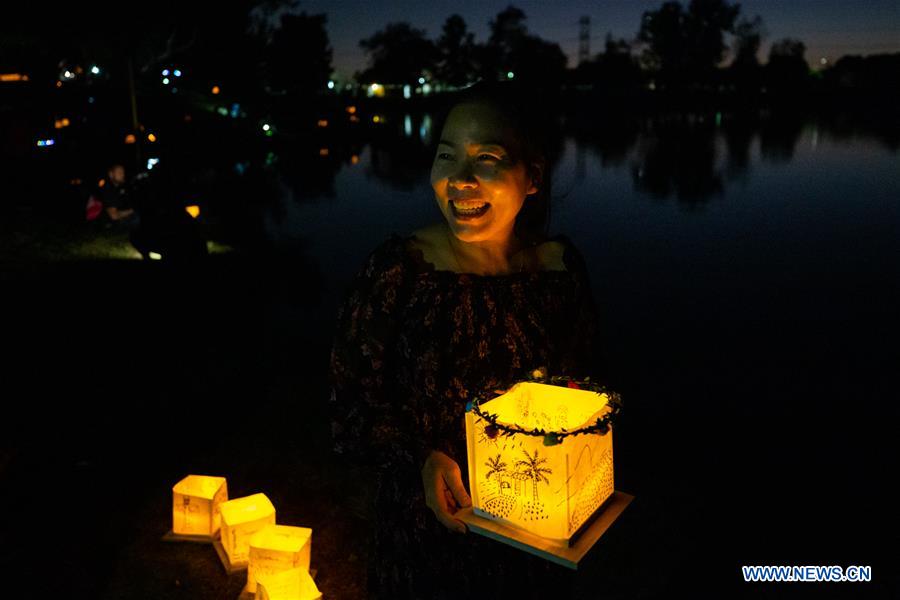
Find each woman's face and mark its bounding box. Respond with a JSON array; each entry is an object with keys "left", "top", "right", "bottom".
[{"left": 430, "top": 102, "right": 538, "bottom": 243}]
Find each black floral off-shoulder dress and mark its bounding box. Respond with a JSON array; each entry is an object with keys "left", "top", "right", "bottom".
[{"left": 329, "top": 233, "right": 601, "bottom": 599}]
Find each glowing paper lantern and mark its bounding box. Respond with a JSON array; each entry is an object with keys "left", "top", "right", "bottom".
[
  {"left": 256, "top": 567, "right": 322, "bottom": 600},
  {"left": 172, "top": 475, "right": 228, "bottom": 537},
  {"left": 220, "top": 493, "right": 276, "bottom": 565},
  {"left": 246, "top": 524, "right": 312, "bottom": 594},
  {"left": 465, "top": 378, "right": 620, "bottom": 545}
]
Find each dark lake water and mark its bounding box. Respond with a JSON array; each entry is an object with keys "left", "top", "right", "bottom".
[{"left": 257, "top": 114, "right": 900, "bottom": 404}]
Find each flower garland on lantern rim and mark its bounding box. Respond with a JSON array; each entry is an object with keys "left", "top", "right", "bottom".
[{"left": 466, "top": 367, "right": 623, "bottom": 447}]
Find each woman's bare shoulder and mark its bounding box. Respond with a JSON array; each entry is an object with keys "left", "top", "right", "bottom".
[
  {"left": 534, "top": 239, "right": 567, "bottom": 271},
  {"left": 409, "top": 224, "right": 454, "bottom": 270}
]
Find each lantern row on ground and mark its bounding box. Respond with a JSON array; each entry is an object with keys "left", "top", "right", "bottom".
[
  {"left": 465, "top": 381, "right": 615, "bottom": 544},
  {"left": 246, "top": 524, "right": 312, "bottom": 594},
  {"left": 172, "top": 475, "right": 228, "bottom": 538},
  {"left": 256, "top": 567, "right": 322, "bottom": 600},
  {"left": 168, "top": 477, "right": 320, "bottom": 598},
  {"left": 220, "top": 493, "right": 277, "bottom": 565}
]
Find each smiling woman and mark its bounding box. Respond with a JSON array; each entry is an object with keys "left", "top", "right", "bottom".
[{"left": 329, "top": 81, "right": 598, "bottom": 598}]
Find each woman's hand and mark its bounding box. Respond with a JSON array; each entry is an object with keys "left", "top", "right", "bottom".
[{"left": 421, "top": 450, "right": 471, "bottom": 534}]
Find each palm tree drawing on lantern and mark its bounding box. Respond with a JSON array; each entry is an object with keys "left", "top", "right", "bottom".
[
  {"left": 484, "top": 454, "right": 511, "bottom": 495},
  {"left": 515, "top": 448, "right": 553, "bottom": 502}
]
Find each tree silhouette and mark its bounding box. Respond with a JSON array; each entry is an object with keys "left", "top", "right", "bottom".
[
  {"left": 515, "top": 449, "right": 552, "bottom": 503},
  {"left": 264, "top": 12, "right": 333, "bottom": 96},
  {"left": 357, "top": 23, "right": 438, "bottom": 85},
  {"left": 435, "top": 15, "right": 479, "bottom": 87},
  {"left": 638, "top": 0, "right": 741, "bottom": 86},
  {"left": 480, "top": 5, "right": 567, "bottom": 85},
  {"left": 766, "top": 38, "right": 809, "bottom": 92}
]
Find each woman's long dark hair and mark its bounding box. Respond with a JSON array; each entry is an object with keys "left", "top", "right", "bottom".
[{"left": 434, "top": 81, "right": 557, "bottom": 245}]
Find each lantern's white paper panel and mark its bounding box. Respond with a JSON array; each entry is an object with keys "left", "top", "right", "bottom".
[
  {"left": 220, "top": 493, "right": 276, "bottom": 563},
  {"left": 172, "top": 475, "right": 228, "bottom": 536},
  {"left": 256, "top": 567, "right": 322, "bottom": 600},
  {"left": 465, "top": 382, "right": 615, "bottom": 543},
  {"left": 246, "top": 524, "right": 312, "bottom": 594}
]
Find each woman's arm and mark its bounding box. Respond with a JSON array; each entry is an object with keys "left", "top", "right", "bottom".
[{"left": 328, "top": 239, "right": 429, "bottom": 471}]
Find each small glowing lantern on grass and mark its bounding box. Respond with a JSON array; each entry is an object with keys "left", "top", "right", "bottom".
[
  {"left": 256, "top": 567, "right": 322, "bottom": 600},
  {"left": 220, "top": 493, "right": 276, "bottom": 566},
  {"left": 465, "top": 374, "right": 622, "bottom": 545},
  {"left": 246, "top": 524, "right": 312, "bottom": 594},
  {"left": 171, "top": 475, "right": 228, "bottom": 538}
]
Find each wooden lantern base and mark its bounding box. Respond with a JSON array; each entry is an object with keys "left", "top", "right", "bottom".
[
  {"left": 457, "top": 490, "right": 633, "bottom": 570},
  {"left": 161, "top": 530, "right": 217, "bottom": 544},
  {"left": 213, "top": 539, "right": 249, "bottom": 574}
]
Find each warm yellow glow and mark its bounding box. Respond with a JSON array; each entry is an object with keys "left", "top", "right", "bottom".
[
  {"left": 318, "top": 148, "right": 329, "bottom": 156},
  {"left": 350, "top": 155, "right": 359, "bottom": 165},
  {"left": 185, "top": 205, "right": 200, "bottom": 219},
  {"left": 256, "top": 567, "right": 322, "bottom": 600},
  {"left": 345, "top": 105, "right": 356, "bottom": 114},
  {"left": 54, "top": 118, "right": 71, "bottom": 129},
  {"left": 372, "top": 115, "right": 381, "bottom": 123},
  {"left": 349, "top": 115, "right": 359, "bottom": 123},
  {"left": 56, "top": 81, "right": 63, "bottom": 88},
  {"left": 246, "top": 524, "right": 312, "bottom": 594},
  {"left": 147, "top": 133, "right": 157, "bottom": 142},
  {"left": 172, "top": 475, "right": 228, "bottom": 536},
  {"left": 317, "top": 119, "right": 328, "bottom": 127},
  {"left": 98, "top": 179, "right": 106, "bottom": 188},
  {"left": 124, "top": 134, "right": 136, "bottom": 144},
  {"left": 211, "top": 85, "right": 220, "bottom": 95},
  {"left": 220, "top": 493, "right": 276, "bottom": 564},
  {"left": 1, "top": 73, "right": 28, "bottom": 82},
  {"left": 148, "top": 252, "right": 162, "bottom": 260},
  {"left": 465, "top": 382, "right": 615, "bottom": 543}
]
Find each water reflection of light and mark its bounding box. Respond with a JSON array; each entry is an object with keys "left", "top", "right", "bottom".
[
  {"left": 403, "top": 84, "right": 411, "bottom": 99},
  {"left": 404, "top": 114, "right": 412, "bottom": 137},
  {"left": 419, "top": 114, "right": 432, "bottom": 145}
]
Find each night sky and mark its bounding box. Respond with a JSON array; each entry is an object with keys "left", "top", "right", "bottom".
[{"left": 297, "top": 0, "right": 900, "bottom": 79}]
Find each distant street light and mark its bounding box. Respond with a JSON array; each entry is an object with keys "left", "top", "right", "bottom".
[
  {"left": 327, "top": 80, "right": 335, "bottom": 89},
  {"left": 507, "top": 71, "right": 515, "bottom": 79},
  {"left": 162, "top": 77, "right": 170, "bottom": 85},
  {"left": 418, "top": 77, "right": 425, "bottom": 84},
  {"left": 90, "top": 65, "right": 100, "bottom": 75},
  {"left": 211, "top": 86, "right": 220, "bottom": 95}
]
